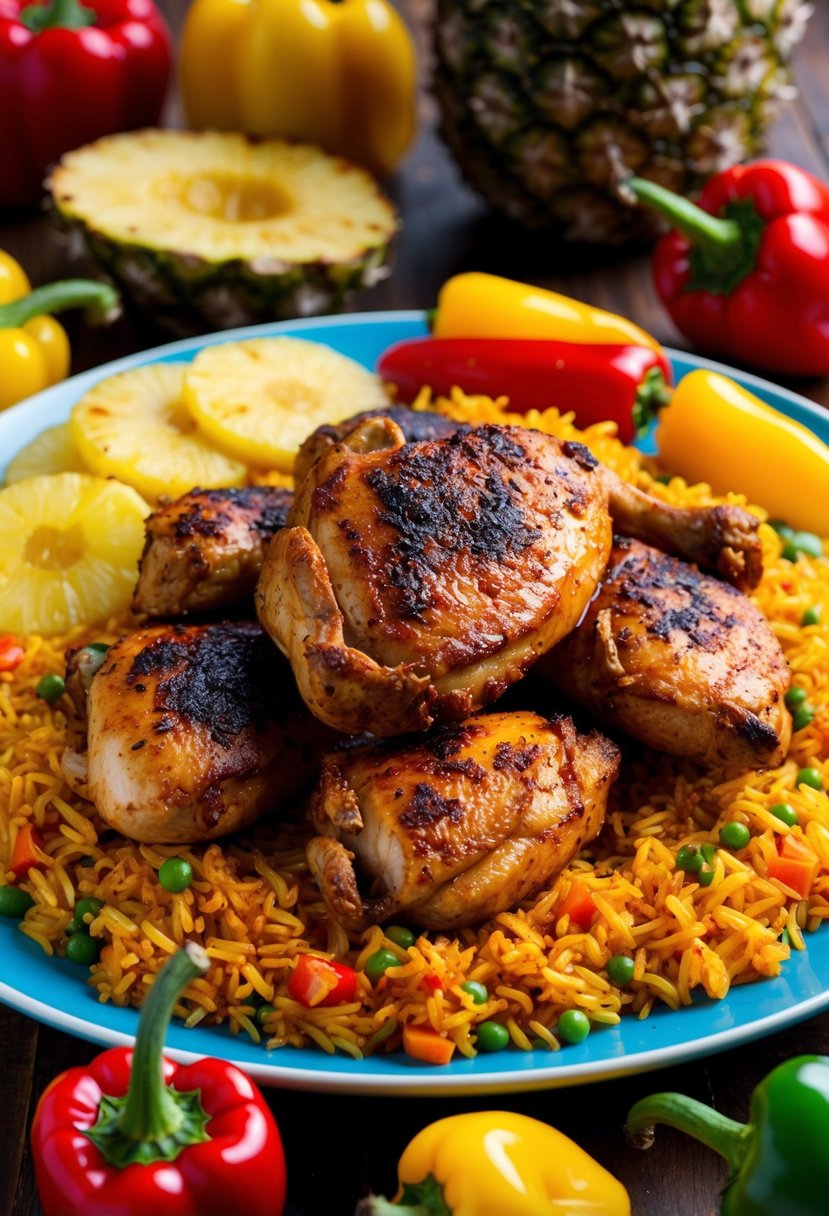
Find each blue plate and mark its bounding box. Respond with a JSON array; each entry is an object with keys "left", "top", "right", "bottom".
[{"left": 1, "top": 311, "right": 828, "bottom": 1096}]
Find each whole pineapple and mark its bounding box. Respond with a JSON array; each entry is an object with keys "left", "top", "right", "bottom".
[{"left": 433, "top": 0, "right": 813, "bottom": 243}]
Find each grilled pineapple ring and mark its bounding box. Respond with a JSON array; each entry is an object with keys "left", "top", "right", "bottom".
[{"left": 48, "top": 130, "right": 399, "bottom": 335}]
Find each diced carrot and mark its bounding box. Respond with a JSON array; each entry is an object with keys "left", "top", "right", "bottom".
[
  {"left": 10, "top": 822, "right": 45, "bottom": 878},
  {"left": 0, "top": 635, "right": 24, "bottom": 672},
  {"left": 558, "top": 879, "right": 597, "bottom": 930},
  {"left": 402, "top": 1024, "right": 456, "bottom": 1065},
  {"left": 767, "top": 833, "right": 818, "bottom": 898}
]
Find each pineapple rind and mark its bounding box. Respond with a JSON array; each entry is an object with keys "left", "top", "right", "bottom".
[
  {"left": 434, "top": 0, "right": 811, "bottom": 243},
  {"left": 50, "top": 131, "right": 399, "bottom": 335}
]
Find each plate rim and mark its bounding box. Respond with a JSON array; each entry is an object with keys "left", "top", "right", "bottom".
[{"left": 1, "top": 308, "right": 828, "bottom": 1095}]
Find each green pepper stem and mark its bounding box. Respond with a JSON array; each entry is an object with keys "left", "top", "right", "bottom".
[
  {"left": 354, "top": 1199, "right": 430, "bottom": 1216},
  {"left": 632, "top": 367, "right": 672, "bottom": 435},
  {"left": 118, "top": 942, "right": 209, "bottom": 1141},
  {"left": 626, "top": 1092, "right": 750, "bottom": 1174},
  {"left": 0, "top": 280, "right": 119, "bottom": 330},
  {"left": 625, "top": 178, "right": 742, "bottom": 255},
  {"left": 19, "top": 0, "right": 96, "bottom": 32}
]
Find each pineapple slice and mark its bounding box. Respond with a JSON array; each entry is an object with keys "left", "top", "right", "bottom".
[
  {"left": 71, "top": 363, "right": 247, "bottom": 500},
  {"left": 48, "top": 130, "right": 398, "bottom": 335},
  {"left": 183, "top": 337, "right": 391, "bottom": 471},
  {"left": 5, "top": 423, "right": 87, "bottom": 484},
  {"left": 0, "top": 473, "right": 150, "bottom": 635}
]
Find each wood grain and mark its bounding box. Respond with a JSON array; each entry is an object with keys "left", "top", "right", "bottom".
[{"left": 2, "top": 4, "right": 829, "bottom": 1214}]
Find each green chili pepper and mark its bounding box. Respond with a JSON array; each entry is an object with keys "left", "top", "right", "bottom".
[{"left": 626, "top": 1055, "right": 829, "bottom": 1215}]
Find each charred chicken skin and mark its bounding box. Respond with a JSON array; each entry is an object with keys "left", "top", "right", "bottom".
[
  {"left": 541, "top": 538, "right": 791, "bottom": 767},
  {"left": 258, "top": 420, "right": 615, "bottom": 737},
  {"left": 256, "top": 420, "right": 763, "bottom": 738},
  {"left": 133, "top": 485, "right": 293, "bottom": 618},
  {"left": 66, "top": 620, "right": 333, "bottom": 843},
  {"left": 306, "top": 710, "right": 620, "bottom": 931}
]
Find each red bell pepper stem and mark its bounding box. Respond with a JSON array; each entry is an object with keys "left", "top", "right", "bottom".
[
  {"left": 19, "top": 0, "right": 95, "bottom": 32},
  {"left": 85, "top": 942, "right": 211, "bottom": 1164},
  {"left": 0, "top": 279, "right": 119, "bottom": 328},
  {"left": 626, "top": 177, "right": 763, "bottom": 295}
]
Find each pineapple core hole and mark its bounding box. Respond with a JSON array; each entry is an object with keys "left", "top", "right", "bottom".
[
  {"left": 25, "top": 525, "right": 86, "bottom": 571},
  {"left": 169, "top": 173, "right": 292, "bottom": 223}
]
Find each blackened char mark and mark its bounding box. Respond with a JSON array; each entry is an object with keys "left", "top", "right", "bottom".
[
  {"left": 315, "top": 406, "right": 468, "bottom": 447},
  {"left": 127, "top": 622, "right": 287, "bottom": 748},
  {"left": 399, "top": 782, "right": 463, "bottom": 830},
  {"left": 366, "top": 426, "right": 543, "bottom": 618},
  {"left": 170, "top": 486, "right": 294, "bottom": 540},
  {"left": 492, "top": 741, "right": 542, "bottom": 772}
]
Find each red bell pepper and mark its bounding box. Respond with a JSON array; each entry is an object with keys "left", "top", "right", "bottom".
[
  {"left": 0, "top": 0, "right": 171, "bottom": 208},
  {"left": 377, "top": 337, "right": 672, "bottom": 443},
  {"left": 767, "top": 833, "right": 819, "bottom": 899},
  {"left": 0, "top": 633, "right": 24, "bottom": 670},
  {"left": 627, "top": 163, "right": 829, "bottom": 377},
  {"left": 287, "top": 951, "right": 357, "bottom": 1007},
  {"left": 31, "top": 943, "right": 286, "bottom": 1216}
]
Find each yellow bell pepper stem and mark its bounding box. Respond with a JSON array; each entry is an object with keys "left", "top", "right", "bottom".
[
  {"left": 179, "top": 0, "right": 417, "bottom": 179},
  {"left": 433, "top": 272, "right": 664, "bottom": 353},
  {"left": 0, "top": 278, "right": 119, "bottom": 412},
  {"left": 655, "top": 369, "right": 829, "bottom": 536},
  {"left": 356, "top": 1111, "right": 631, "bottom": 1216}
]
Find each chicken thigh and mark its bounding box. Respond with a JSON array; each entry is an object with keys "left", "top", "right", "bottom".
[
  {"left": 540, "top": 538, "right": 791, "bottom": 767},
  {"left": 68, "top": 620, "right": 333, "bottom": 843},
  {"left": 256, "top": 420, "right": 763, "bottom": 737},
  {"left": 306, "top": 710, "right": 620, "bottom": 931},
  {"left": 134, "top": 485, "right": 293, "bottom": 617}
]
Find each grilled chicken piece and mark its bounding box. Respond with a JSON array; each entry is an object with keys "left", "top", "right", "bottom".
[
  {"left": 306, "top": 711, "right": 620, "bottom": 931},
  {"left": 258, "top": 420, "right": 615, "bottom": 736},
  {"left": 133, "top": 485, "right": 293, "bottom": 617},
  {"left": 294, "top": 404, "right": 466, "bottom": 486},
  {"left": 540, "top": 538, "right": 791, "bottom": 767},
  {"left": 256, "top": 420, "right": 762, "bottom": 738},
  {"left": 65, "top": 621, "right": 332, "bottom": 843}
]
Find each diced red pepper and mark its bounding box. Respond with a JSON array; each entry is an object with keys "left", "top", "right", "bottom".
[
  {"left": 557, "top": 879, "right": 597, "bottom": 931},
  {"left": 10, "top": 822, "right": 44, "bottom": 877},
  {"left": 767, "top": 833, "right": 819, "bottom": 899},
  {"left": 286, "top": 953, "right": 357, "bottom": 1007},
  {"left": 0, "top": 634, "right": 24, "bottom": 671},
  {"left": 421, "top": 974, "right": 443, "bottom": 993}
]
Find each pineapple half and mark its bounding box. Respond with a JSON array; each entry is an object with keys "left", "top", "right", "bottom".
[
  {"left": 48, "top": 130, "right": 400, "bottom": 334},
  {"left": 433, "top": 0, "right": 812, "bottom": 243}
]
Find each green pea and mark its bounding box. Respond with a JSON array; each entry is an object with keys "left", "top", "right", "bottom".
[
  {"left": 65, "top": 932, "right": 101, "bottom": 965},
  {"left": 385, "top": 925, "right": 415, "bottom": 950},
  {"left": 771, "top": 521, "right": 795, "bottom": 539},
  {"left": 475, "top": 1020, "right": 510, "bottom": 1052},
  {"left": 801, "top": 606, "right": 823, "bottom": 627},
  {"left": 793, "top": 532, "right": 824, "bottom": 559},
  {"left": 364, "top": 948, "right": 401, "bottom": 986},
  {"left": 606, "top": 955, "right": 635, "bottom": 987},
  {"left": 36, "top": 673, "right": 65, "bottom": 704},
  {"left": 530, "top": 1037, "right": 551, "bottom": 1051},
  {"left": 75, "top": 897, "right": 103, "bottom": 921},
  {"left": 557, "top": 1009, "right": 591, "bottom": 1045},
  {"left": 792, "top": 704, "right": 815, "bottom": 732},
  {"left": 782, "top": 541, "right": 800, "bottom": 563},
  {"left": 158, "top": 857, "right": 193, "bottom": 893},
  {"left": 255, "top": 1003, "right": 276, "bottom": 1026},
  {"left": 700, "top": 843, "right": 717, "bottom": 863},
  {"left": 460, "top": 980, "right": 489, "bottom": 1005},
  {"left": 0, "top": 885, "right": 34, "bottom": 918},
  {"left": 797, "top": 767, "right": 824, "bottom": 791},
  {"left": 785, "top": 686, "right": 808, "bottom": 710},
  {"left": 719, "top": 821, "right": 751, "bottom": 851},
  {"left": 771, "top": 803, "right": 798, "bottom": 827},
  {"left": 676, "top": 844, "right": 703, "bottom": 873},
  {"left": 697, "top": 864, "right": 715, "bottom": 888},
  {"left": 79, "top": 856, "right": 95, "bottom": 868}
]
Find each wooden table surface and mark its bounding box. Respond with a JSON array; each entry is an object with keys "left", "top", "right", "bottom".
[{"left": 3, "top": 4, "right": 829, "bottom": 1214}]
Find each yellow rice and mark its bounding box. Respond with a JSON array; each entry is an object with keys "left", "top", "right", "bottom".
[{"left": 2, "top": 389, "right": 828, "bottom": 1060}]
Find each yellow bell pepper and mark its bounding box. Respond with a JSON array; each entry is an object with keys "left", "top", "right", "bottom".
[
  {"left": 433, "top": 272, "right": 664, "bottom": 353},
  {"left": 0, "top": 251, "right": 119, "bottom": 413},
  {"left": 179, "top": 0, "right": 418, "bottom": 179},
  {"left": 655, "top": 369, "right": 829, "bottom": 537},
  {"left": 356, "top": 1110, "right": 631, "bottom": 1216}
]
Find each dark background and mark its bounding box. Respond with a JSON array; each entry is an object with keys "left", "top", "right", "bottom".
[{"left": 3, "top": 2, "right": 829, "bottom": 1213}]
